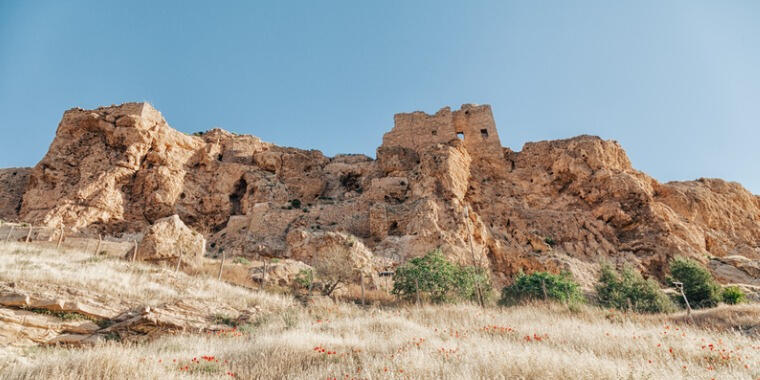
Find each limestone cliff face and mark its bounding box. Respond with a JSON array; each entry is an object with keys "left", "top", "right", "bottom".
[
  {"left": 8, "top": 102, "right": 760, "bottom": 287},
  {"left": 0, "top": 168, "right": 30, "bottom": 221}
]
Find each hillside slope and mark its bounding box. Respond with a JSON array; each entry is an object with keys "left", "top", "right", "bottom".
[
  {"left": 1, "top": 242, "right": 759, "bottom": 379},
  {"left": 0, "top": 242, "right": 292, "bottom": 347},
  {"left": 0, "top": 102, "right": 758, "bottom": 286}
]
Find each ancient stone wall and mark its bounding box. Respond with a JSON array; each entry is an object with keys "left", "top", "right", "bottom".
[{"left": 381, "top": 104, "right": 502, "bottom": 157}]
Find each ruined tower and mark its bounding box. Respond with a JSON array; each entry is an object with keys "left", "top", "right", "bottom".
[{"left": 381, "top": 104, "right": 502, "bottom": 156}]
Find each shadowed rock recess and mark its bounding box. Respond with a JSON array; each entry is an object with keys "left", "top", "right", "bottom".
[{"left": 2, "top": 102, "right": 759, "bottom": 286}]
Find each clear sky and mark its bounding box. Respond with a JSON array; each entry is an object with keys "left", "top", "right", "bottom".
[{"left": 1, "top": 1, "right": 758, "bottom": 194}]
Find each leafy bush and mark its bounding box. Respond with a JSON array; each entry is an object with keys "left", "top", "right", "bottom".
[
  {"left": 721, "top": 286, "right": 746, "bottom": 305},
  {"left": 233, "top": 257, "right": 251, "bottom": 265},
  {"left": 668, "top": 257, "right": 721, "bottom": 309},
  {"left": 454, "top": 265, "right": 492, "bottom": 303},
  {"left": 499, "top": 271, "right": 583, "bottom": 306},
  {"left": 294, "top": 269, "right": 314, "bottom": 290},
  {"left": 595, "top": 265, "right": 674, "bottom": 313},
  {"left": 392, "top": 249, "right": 458, "bottom": 303},
  {"left": 392, "top": 249, "right": 491, "bottom": 304}
]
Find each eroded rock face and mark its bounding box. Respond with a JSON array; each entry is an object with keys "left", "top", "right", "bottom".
[
  {"left": 0, "top": 168, "right": 30, "bottom": 222},
  {"left": 136, "top": 215, "right": 205, "bottom": 267},
  {"left": 8, "top": 102, "right": 760, "bottom": 286}
]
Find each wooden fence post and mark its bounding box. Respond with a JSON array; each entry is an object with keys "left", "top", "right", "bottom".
[
  {"left": 25, "top": 226, "right": 32, "bottom": 243},
  {"left": 94, "top": 234, "right": 102, "bottom": 255},
  {"left": 56, "top": 225, "right": 64, "bottom": 249},
  {"left": 541, "top": 279, "right": 548, "bottom": 301},
  {"left": 174, "top": 248, "right": 182, "bottom": 273},
  {"left": 415, "top": 278, "right": 421, "bottom": 306},
  {"left": 360, "top": 273, "right": 366, "bottom": 306},
  {"left": 217, "top": 250, "right": 225, "bottom": 281},
  {"left": 308, "top": 270, "right": 314, "bottom": 298},
  {"left": 260, "top": 259, "right": 268, "bottom": 290},
  {"left": 131, "top": 239, "right": 138, "bottom": 262},
  {"left": 5, "top": 225, "right": 14, "bottom": 242},
  {"left": 674, "top": 282, "right": 694, "bottom": 324}
]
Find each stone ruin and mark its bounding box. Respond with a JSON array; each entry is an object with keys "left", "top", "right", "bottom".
[{"left": 381, "top": 104, "right": 502, "bottom": 157}]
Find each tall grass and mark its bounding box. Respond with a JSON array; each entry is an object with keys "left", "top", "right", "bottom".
[{"left": 1, "top": 242, "right": 759, "bottom": 379}]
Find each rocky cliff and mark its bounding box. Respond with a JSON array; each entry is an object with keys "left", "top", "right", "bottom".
[{"left": 3, "top": 102, "right": 758, "bottom": 287}]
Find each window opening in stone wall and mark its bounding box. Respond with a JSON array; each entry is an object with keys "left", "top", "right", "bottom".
[
  {"left": 456, "top": 132, "right": 464, "bottom": 140},
  {"left": 480, "top": 129, "right": 489, "bottom": 138},
  {"left": 431, "top": 130, "right": 437, "bottom": 135}
]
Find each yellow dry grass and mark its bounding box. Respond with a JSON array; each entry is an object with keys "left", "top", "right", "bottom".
[
  {"left": 1, "top": 242, "right": 759, "bottom": 379},
  {"left": 0, "top": 242, "right": 293, "bottom": 311}
]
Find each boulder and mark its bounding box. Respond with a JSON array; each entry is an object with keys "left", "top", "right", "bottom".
[
  {"left": 135, "top": 215, "right": 205, "bottom": 267},
  {"left": 250, "top": 259, "right": 312, "bottom": 287}
]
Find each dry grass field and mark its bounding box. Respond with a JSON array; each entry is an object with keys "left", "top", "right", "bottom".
[{"left": 1, "top": 243, "right": 759, "bottom": 380}]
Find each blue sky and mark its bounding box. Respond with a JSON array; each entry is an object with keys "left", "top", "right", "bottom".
[{"left": 1, "top": 1, "right": 758, "bottom": 194}]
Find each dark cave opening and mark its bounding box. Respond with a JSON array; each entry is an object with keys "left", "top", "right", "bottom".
[{"left": 229, "top": 177, "right": 247, "bottom": 215}]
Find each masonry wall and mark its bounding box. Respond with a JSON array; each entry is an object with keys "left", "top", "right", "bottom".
[{"left": 381, "top": 104, "right": 502, "bottom": 156}]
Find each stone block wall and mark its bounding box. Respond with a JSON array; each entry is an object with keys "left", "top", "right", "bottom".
[{"left": 381, "top": 104, "right": 502, "bottom": 156}]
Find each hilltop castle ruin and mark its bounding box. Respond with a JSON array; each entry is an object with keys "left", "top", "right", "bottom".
[{"left": 381, "top": 104, "right": 502, "bottom": 156}]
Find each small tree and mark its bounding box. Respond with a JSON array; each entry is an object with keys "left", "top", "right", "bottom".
[
  {"left": 668, "top": 257, "right": 721, "bottom": 309},
  {"left": 595, "top": 264, "right": 674, "bottom": 313},
  {"left": 392, "top": 249, "right": 458, "bottom": 303},
  {"left": 454, "top": 265, "right": 492, "bottom": 303},
  {"left": 312, "top": 249, "right": 356, "bottom": 297},
  {"left": 721, "top": 286, "right": 746, "bottom": 305},
  {"left": 499, "top": 271, "right": 583, "bottom": 306}
]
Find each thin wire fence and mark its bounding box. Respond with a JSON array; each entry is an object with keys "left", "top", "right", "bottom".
[{"left": 0, "top": 222, "right": 138, "bottom": 257}]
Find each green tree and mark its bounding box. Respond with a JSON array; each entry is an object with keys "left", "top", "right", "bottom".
[
  {"left": 454, "top": 265, "right": 492, "bottom": 303},
  {"left": 499, "top": 271, "right": 583, "bottom": 306},
  {"left": 392, "top": 249, "right": 458, "bottom": 303},
  {"left": 668, "top": 257, "right": 721, "bottom": 309},
  {"left": 595, "top": 264, "right": 674, "bottom": 313}
]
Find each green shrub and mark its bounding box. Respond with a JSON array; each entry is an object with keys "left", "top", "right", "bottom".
[
  {"left": 392, "top": 249, "right": 491, "bottom": 304},
  {"left": 721, "top": 286, "right": 746, "bottom": 305},
  {"left": 499, "top": 271, "right": 583, "bottom": 306},
  {"left": 392, "top": 249, "right": 458, "bottom": 303},
  {"left": 294, "top": 269, "right": 313, "bottom": 289},
  {"left": 233, "top": 257, "right": 251, "bottom": 265},
  {"left": 668, "top": 257, "right": 721, "bottom": 309},
  {"left": 595, "top": 265, "right": 674, "bottom": 313},
  {"left": 454, "top": 265, "right": 492, "bottom": 303}
]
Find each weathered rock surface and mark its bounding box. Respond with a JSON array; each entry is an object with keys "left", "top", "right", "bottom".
[
  {"left": 135, "top": 215, "right": 205, "bottom": 268},
  {"left": 0, "top": 288, "right": 252, "bottom": 347},
  {"left": 0, "top": 168, "right": 30, "bottom": 222},
  {"left": 7, "top": 102, "right": 760, "bottom": 286}
]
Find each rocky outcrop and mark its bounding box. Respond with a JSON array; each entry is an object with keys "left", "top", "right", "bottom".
[
  {"left": 250, "top": 259, "right": 313, "bottom": 287},
  {"left": 6, "top": 102, "right": 760, "bottom": 287},
  {"left": 135, "top": 215, "right": 205, "bottom": 267},
  {"left": 0, "top": 288, "right": 258, "bottom": 347},
  {"left": 0, "top": 168, "right": 30, "bottom": 222}
]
